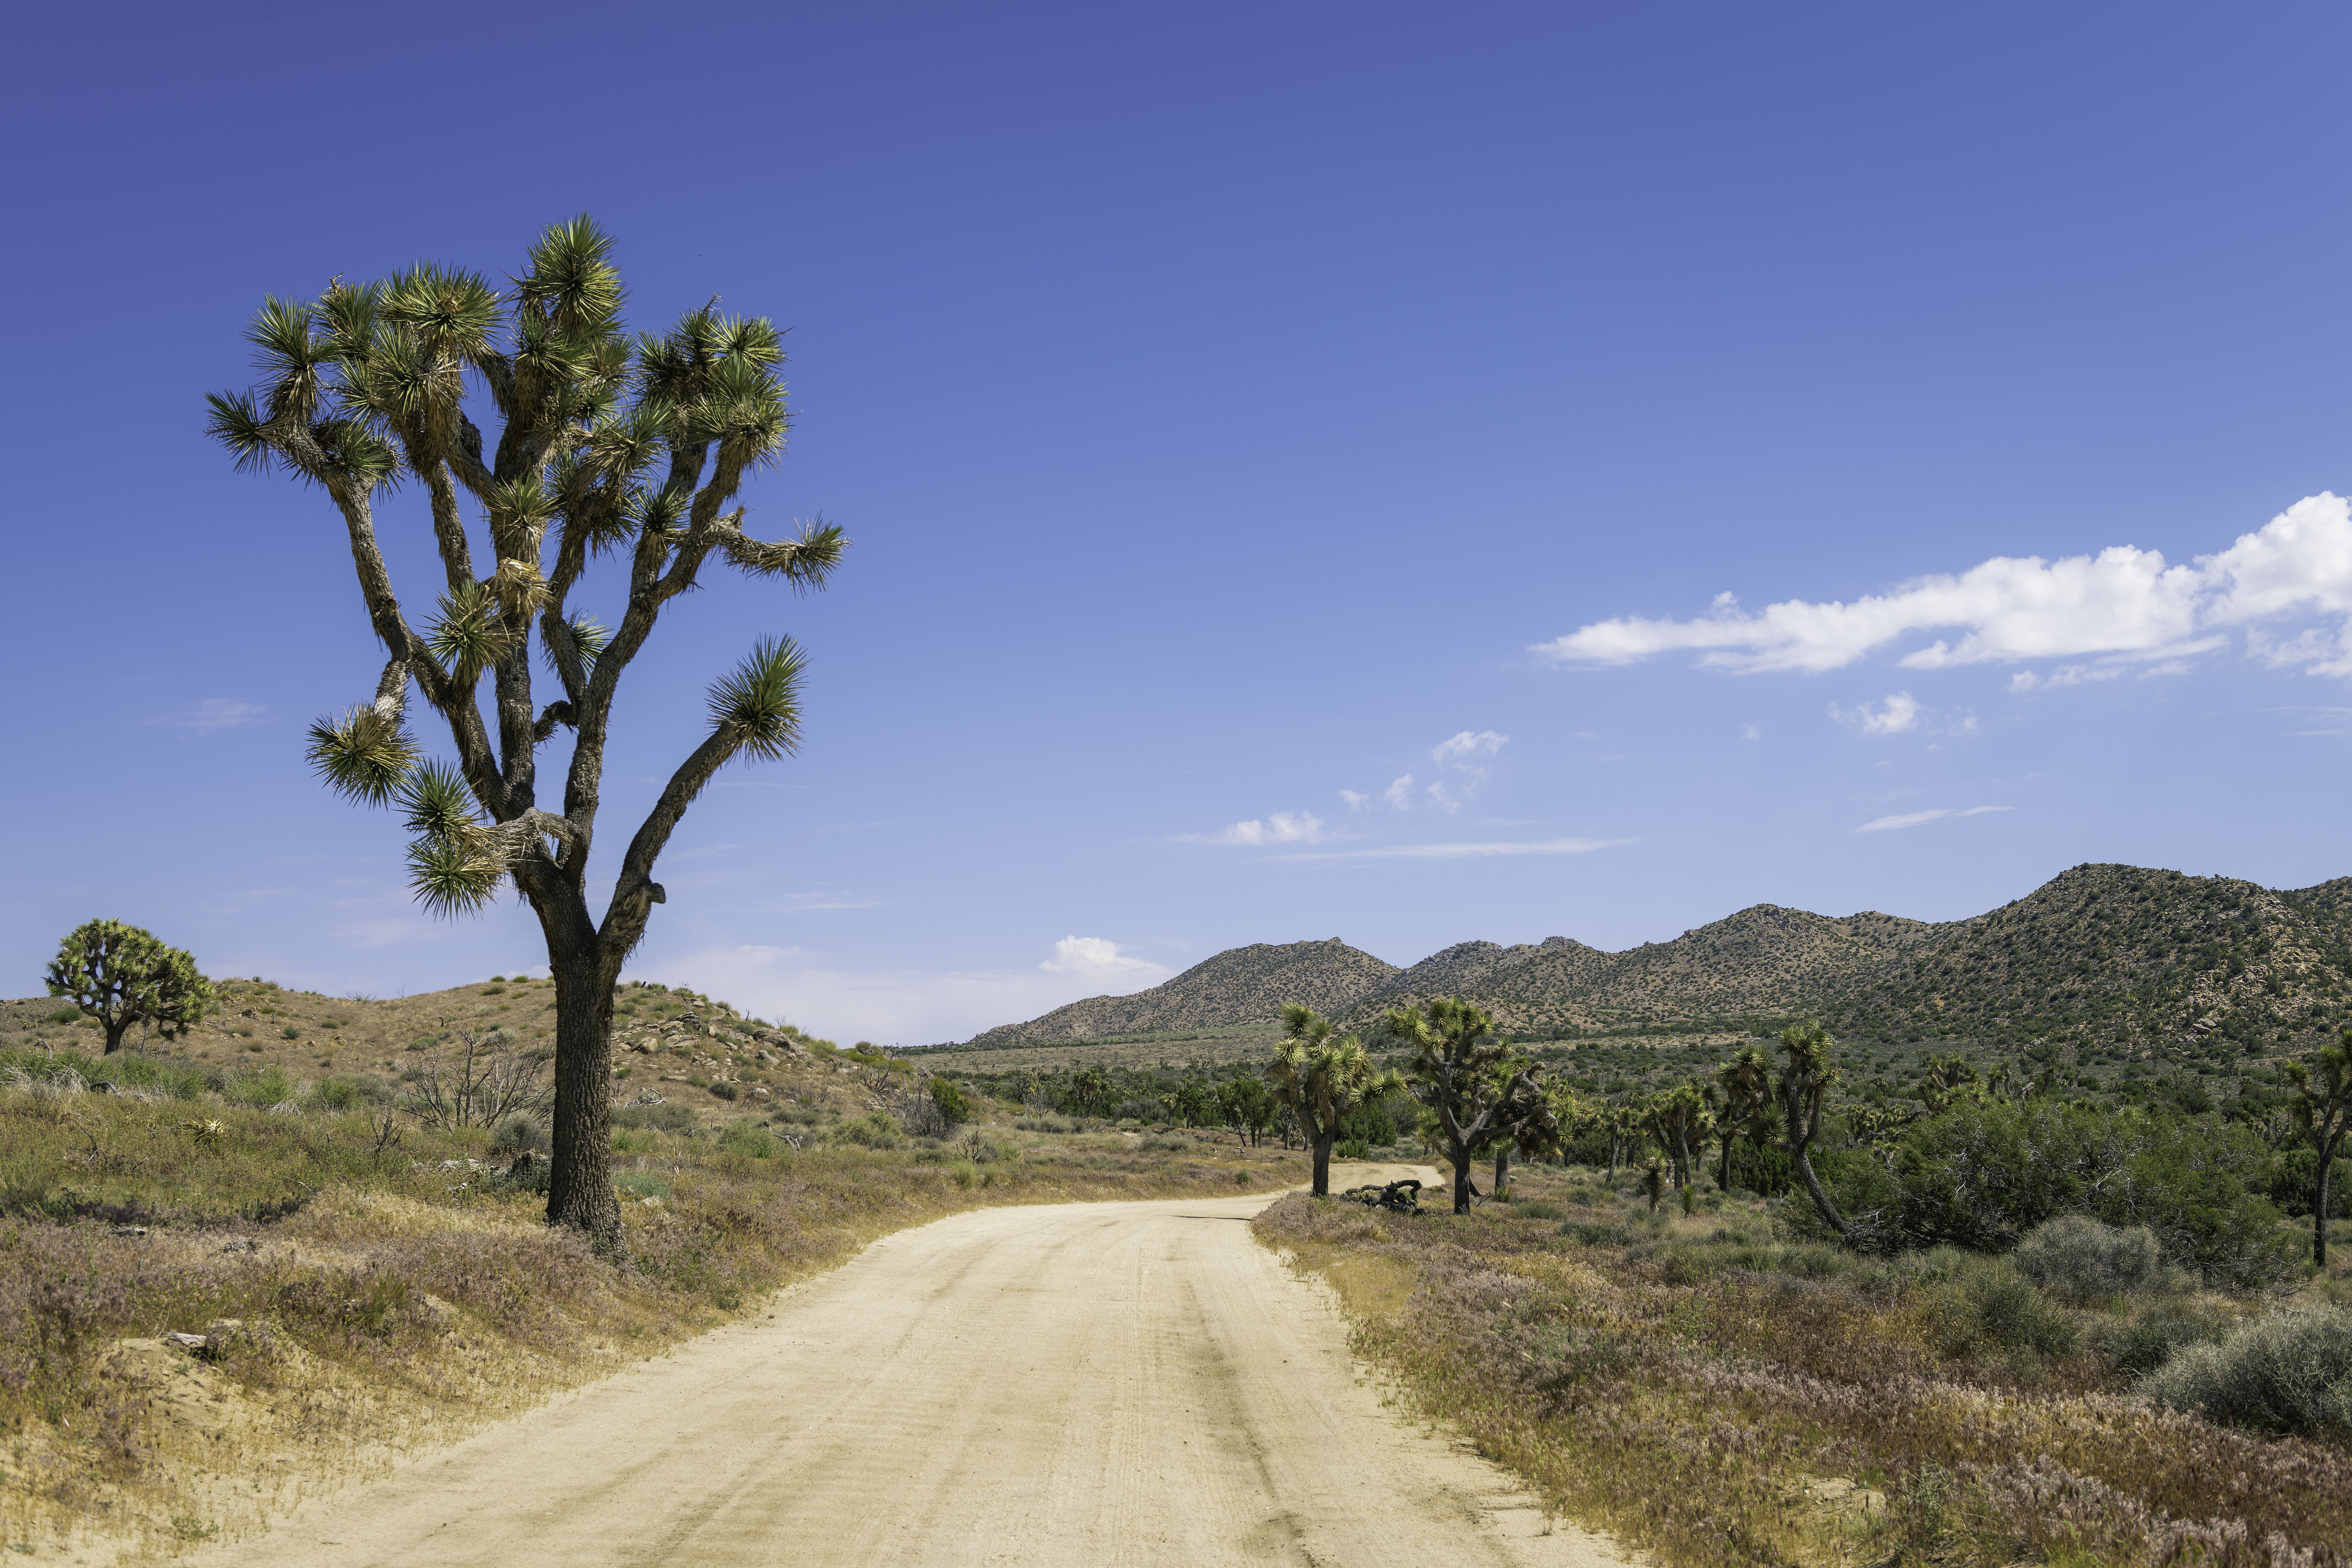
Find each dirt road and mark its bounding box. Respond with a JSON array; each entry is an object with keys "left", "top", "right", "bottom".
[{"left": 204, "top": 1166, "right": 1626, "bottom": 1567}]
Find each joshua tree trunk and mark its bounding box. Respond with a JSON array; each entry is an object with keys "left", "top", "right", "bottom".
[
  {"left": 1311, "top": 1133, "right": 1334, "bottom": 1197},
  {"left": 1792, "top": 1138, "right": 1852, "bottom": 1243},
  {"left": 542, "top": 930, "right": 623, "bottom": 1248},
  {"left": 1450, "top": 1145, "right": 1476, "bottom": 1214},
  {"left": 1493, "top": 1145, "right": 1511, "bottom": 1197},
  {"left": 2318, "top": 1142, "right": 2339, "bottom": 1271}
]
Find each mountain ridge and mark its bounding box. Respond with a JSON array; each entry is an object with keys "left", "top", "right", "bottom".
[{"left": 962, "top": 864, "right": 2352, "bottom": 1060}]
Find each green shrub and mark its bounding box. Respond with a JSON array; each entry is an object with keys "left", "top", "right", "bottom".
[
  {"left": 616, "top": 1171, "right": 672, "bottom": 1200},
  {"left": 838, "top": 1113, "right": 904, "bottom": 1150},
  {"left": 281, "top": 1026, "right": 301, "bottom": 1040},
  {"left": 707, "top": 1081, "right": 738, "bottom": 1101},
  {"left": 2140, "top": 1306, "right": 2352, "bottom": 1439},
  {"left": 717, "top": 1124, "right": 775, "bottom": 1159},
  {"left": 1335, "top": 1137, "right": 1369, "bottom": 1160},
  {"left": 2013, "top": 1213, "right": 2167, "bottom": 1303},
  {"left": 490, "top": 1116, "right": 549, "bottom": 1156},
  {"left": 221, "top": 1065, "right": 296, "bottom": 1110},
  {"left": 1926, "top": 1254, "right": 2078, "bottom": 1360},
  {"left": 613, "top": 1102, "right": 697, "bottom": 1133},
  {"left": 928, "top": 1076, "right": 972, "bottom": 1127},
  {"left": 1513, "top": 1200, "right": 1565, "bottom": 1220},
  {"left": 2091, "top": 1297, "right": 2228, "bottom": 1377},
  {"left": 1562, "top": 1221, "right": 1629, "bottom": 1246}
]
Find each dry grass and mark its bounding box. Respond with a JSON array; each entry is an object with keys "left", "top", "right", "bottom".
[
  {"left": 0, "top": 1055, "right": 1303, "bottom": 1561},
  {"left": 1257, "top": 1171, "right": 2352, "bottom": 1568}
]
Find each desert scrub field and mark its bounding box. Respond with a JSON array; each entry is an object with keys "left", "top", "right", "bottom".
[
  {"left": 1257, "top": 1168, "right": 2352, "bottom": 1568},
  {"left": 0, "top": 1046, "right": 1302, "bottom": 1560}
]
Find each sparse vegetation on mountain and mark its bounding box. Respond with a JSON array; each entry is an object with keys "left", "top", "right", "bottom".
[
  {"left": 967, "top": 939, "right": 1397, "bottom": 1044},
  {"left": 43, "top": 918, "right": 214, "bottom": 1055},
  {"left": 204, "top": 217, "right": 846, "bottom": 1254}
]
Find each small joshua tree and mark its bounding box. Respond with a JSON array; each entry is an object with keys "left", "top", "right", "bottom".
[
  {"left": 206, "top": 217, "right": 845, "bottom": 1254},
  {"left": 1267, "top": 1003, "right": 1402, "bottom": 1196},
  {"left": 44, "top": 919, "right": 214, "bottom": 1055}
]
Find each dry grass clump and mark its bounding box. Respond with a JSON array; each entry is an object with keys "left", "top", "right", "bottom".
[
  {"left": 1257, "top": 1180, "right": 2352, "bottom": 1568},
  {"left": 0, "top": 1065, "right": 1292, "bottom": 1560}
]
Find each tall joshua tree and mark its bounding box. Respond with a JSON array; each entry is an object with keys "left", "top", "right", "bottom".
[
  {"left": 206, "top": 218, "right": 845, "bottom": 1255},
  {"left": 1268, "top": 1003, "right": 1401, "bottom": 1196},
  {"left": 1775, "top": 1020, "right": 1854, "bottom": 1245},
  {"left": 1386, "top": 996, "right": 1542, "bottom": 1214},
  {"left": 2289, "top": 1031, "right": 2352, "bottom": 1268}
]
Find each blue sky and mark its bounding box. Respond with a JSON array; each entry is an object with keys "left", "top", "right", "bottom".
[{"left": 5, "top": 2, "right": 2351, "bottom": 1043}]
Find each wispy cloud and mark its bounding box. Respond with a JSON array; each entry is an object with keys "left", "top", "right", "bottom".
[
  {"left": 1282, "top": 836, "right": 1632, "bottom": 861},
  {"left": 1039, "top": 936, "right": 1166, "bottom": 979},
  {"left": 1382, "top": 774, "right": 1416, "bottom": 809},
  {"left": 152, "top": 698, "right": 264, "bottom": 733},
  {"left": 1339, "top": 789, "right": 1371, "bottom": 811},
  {"left": 1431, "top": 730, "right": 1508, "bottom": 765},
  {"left": 1852, "top": 805, "right": 2012, "bottom": 834},
  {"left": 1535, "top": 492, "right": 2352, "bottom": 679},
  {"left": 1835, "top": 691, "right": 1921, "bottom": 736},
  {"left": 1183, "top": 810, "right": 1330, "bottom": 846}
]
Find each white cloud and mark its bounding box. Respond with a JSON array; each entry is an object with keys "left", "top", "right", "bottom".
[
  {"left": 1281, "top": 837, "right": 1632, "bottom": 861},
  {"left": 1186, "top": 810, "right": 1329, "bottom": 846},
  {"left": 1431, "top": 730, "right": 1508, "bottom": 765},
  {"left": 1039, "top": 936, "right": 1163, "bottom": 978},
  {"left": 1339, "top": 789, "right": 1371, "bottom": 811},
  {"left": 153, "top": 698, "right": 264, "bottom": 732},
  {"left": 1741, "top": 723, "right": 1762, "bottom": 742},
  {"left": 1382, "top": 774, "right": 1416, "bottom": 809},
  {"left": 643, "top": 939, "right": 1173, "bottom": 1045},
  {"left": 1853, "top": 805, "right": 2013, "bottom": 834},
  {"left": 1834, "top": 691, "right": 1921, "bottom": 736},
  {"left": 1425, "top": 782, "right": 1460, "bottom": 813},
  {"left": 1534, "top": 492, "right": 2352, "bottom": 679}
]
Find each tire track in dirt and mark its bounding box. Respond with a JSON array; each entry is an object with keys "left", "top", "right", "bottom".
[{"left": 199, "top": 1166, "right": 1629, "bottom": 1567}]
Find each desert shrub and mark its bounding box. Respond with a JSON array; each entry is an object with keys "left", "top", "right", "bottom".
[
  {"left": 1924, "top": 1254, "right": 2079, "bottom": 1360},
  {"left": 2091, "top": 1297, "right": 2229, "bottom": 1377},
  {"left": 706, "top": 1081, "right": 738, "bottom": 1101},
  {"left": 2265, "top": 1146, "right": 2352, "bottom": 1218},
  {"left": 1015, "top": 1115, "right": 1078, "bottom": 1134},
  {"left": 221, "top": 1065, "right": 296, "bottom": 1111},
  {"left": 1512, "top": 1200, "right": 1565, "bottom": 1220},
  {"left": 1335, "top": 1137, "right": 1369, "bottom": 1160},
  {"left": 615, "top": 1171, "right": 672, "bottom": 1200},
  {"left": 718, "top": 1125, "right": 775, "bottom": 1159},
  {"left": 838, "top": 1112, "right": 905, "bottom": 1150},
  {"left": 1563, "top": 1220, "right": 1628, "bottom": 1246},
  {"left": 2140, "top": 1305, "right": 2352, "bottom": 1439},
  {"left": 489, "top": 1115, "right": 549, "bottom": 1156},
  {"left": 612, "top": 1102, "right": 698, "bottom": 1133},
  {"left": 1884, "top": 1100, "right": 2293, "bottom": 1287},
  {"left": 928, "top": 1076, "right": 972, "bottom": 1128},
  {"left": 2013, "top": 1213, "right": 2166, "bottom": 1303}
]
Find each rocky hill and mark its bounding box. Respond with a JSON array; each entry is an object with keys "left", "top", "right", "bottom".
[
  {"left": 964, "top": 939, "right": 1399, "bottom": 1045},
  {"left": 964, "top": 864, "right": 2352, "bottom": 1060}
]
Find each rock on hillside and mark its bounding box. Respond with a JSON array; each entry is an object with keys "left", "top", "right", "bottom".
[{"left": 965, "top": 939, "right": 1398, "bottom": 1045}]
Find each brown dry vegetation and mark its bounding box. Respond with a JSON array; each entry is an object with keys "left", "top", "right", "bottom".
[
  {"left": 0, "top": 1032, "right": 1305, "bottom": 1561},
  {"left": 1258, "top": 1169, "right": 2352, "bottom": 1568}
]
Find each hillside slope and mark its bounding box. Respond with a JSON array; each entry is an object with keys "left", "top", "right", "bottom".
[
  {"left": 964, "top": 864, "right": 2352, "bottom": 1059},
  {"left": 965, "top": 939, "right": 1399, "bottom": 1045}
]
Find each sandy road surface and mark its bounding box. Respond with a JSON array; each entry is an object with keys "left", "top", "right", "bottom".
[{"left": 203, "top": 1165, "right": 1626, "bottom": 1568}]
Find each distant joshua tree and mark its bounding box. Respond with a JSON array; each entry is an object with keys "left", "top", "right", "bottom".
[
  {"left": 1267, "top": 1003, "right": 1401, "bottom": 1196},
  {"left": 1386, "top": 995, "right": 1544, "bottom": 1215},
  {"left": 206, "top": 217, "right": 845, "bottom": 1255},
  {"left": 44, "top": 919, "right": 214, "bottom": 1055}
]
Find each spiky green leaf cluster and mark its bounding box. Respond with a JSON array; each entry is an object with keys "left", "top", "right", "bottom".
[
  {"left": 427, "top": 580, "right": 526, "bottom": 683},
  {"left": 305, "top": 705, "right": 420, "bottom": 805},
  {"left": 707, "top": 637, "right": 807, "bottom": 764},
  {"left": 397, "top": 762, "right": 508, "bottom": 916}
]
